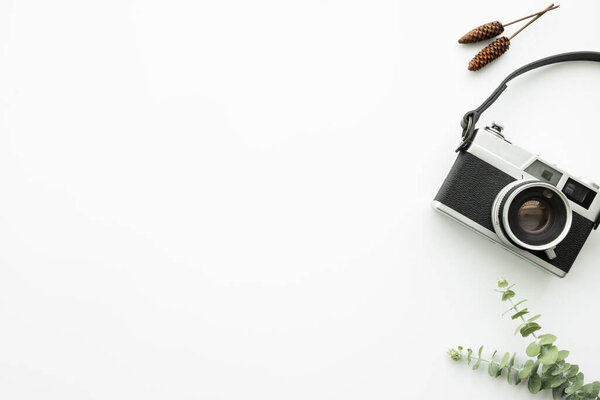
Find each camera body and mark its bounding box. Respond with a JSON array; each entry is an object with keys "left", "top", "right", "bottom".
[{"left": 433, "top": 123, "right": 600, "bottom": 277}]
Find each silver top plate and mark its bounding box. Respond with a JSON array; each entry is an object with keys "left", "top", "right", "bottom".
[{"left": 467, "top": 127, "right": 600, "bottom": 223}]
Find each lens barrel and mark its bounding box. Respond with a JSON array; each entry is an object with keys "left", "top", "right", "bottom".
[{"left": 492, "top": 180, "right": 572, "bottom": 251}]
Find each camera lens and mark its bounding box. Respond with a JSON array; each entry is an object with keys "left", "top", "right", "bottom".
[
  {"left": 492, "top": 181, "right": 572, "bottom": 251},
  {"left": 517, "top": 199, "right": 551, "bottom": 233}
]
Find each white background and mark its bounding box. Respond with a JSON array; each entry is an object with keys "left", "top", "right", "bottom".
[{"left": 1, "top": 1, "right": 600, "bottom": 399}]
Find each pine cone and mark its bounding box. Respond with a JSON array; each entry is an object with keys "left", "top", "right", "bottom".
[
  {"left": 468, "top": 36, "right": 510, "bottom": 71},
  {"left": 458, "top": 21, "right": 504, "bottom": 44}
]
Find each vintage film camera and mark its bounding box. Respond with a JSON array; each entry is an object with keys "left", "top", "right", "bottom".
[{"left": 433, "top": 52, "right": 600, "bottom": 277}]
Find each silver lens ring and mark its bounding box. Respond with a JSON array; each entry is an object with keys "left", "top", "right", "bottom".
[{"left": 492, "top": 180, "right": 572, "bottom": 251}]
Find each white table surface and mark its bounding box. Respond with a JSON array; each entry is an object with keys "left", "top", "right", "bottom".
[{"left": 1, "top": 1, "right": 600, "bottom": 399}]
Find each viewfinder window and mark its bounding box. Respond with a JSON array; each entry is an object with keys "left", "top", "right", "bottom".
[{"left": 525, "top": 160, "right": 562, "bottom": 186}]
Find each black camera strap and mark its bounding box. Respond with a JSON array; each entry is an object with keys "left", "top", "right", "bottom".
[{"left": 457, "top": 51, "right": 600, "bottom": 152}]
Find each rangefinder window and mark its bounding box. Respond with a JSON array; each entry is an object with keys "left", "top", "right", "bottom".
[
  {"left": 524, "top": 160, "right": 562, "bottom": 186},
  {"left": 563, "top": 178, "right": 597, "bottom": 209}
]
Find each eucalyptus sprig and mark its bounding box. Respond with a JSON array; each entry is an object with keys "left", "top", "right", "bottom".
[{"left": 449, "top": 279, "right": 599, "bottom": 400}]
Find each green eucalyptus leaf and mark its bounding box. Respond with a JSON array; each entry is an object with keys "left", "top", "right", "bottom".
[
  {"left": 527, "top": 314, "right": 542, "bottom": 322},
  {"left": 552, "top": 386, "right": 566, "bottom": 400},
  {"left": 565, "top": 372, "right": 584, "bottom": 395},
  {"left": 499, "top": 352, "right": 510, "bottom": 370},
  {"left": 511, "top": 309, "right": 529, "bottom": 319},
  {"left": 566, "top": 365, "right": 579, "bottom": 378},
  {"left": 541, "top": 376, "right": 552, "bottom": 391},
  {"left": 467, "top": 348, "right": 473, "bottom": 365},
  {"left": 558, "top": 350, "right": 570, "bottom": 362},
  {"left": 552, "top": 362, "right": 571, "bottom": 376},
  {"left": 507, "top": 353, "right": 516, "bottom": 384},
  {"left": 527, "top": 342, "right": 542, "bottom": 357},
  {"left": 519, "top": 360, "right": 535, "bottom": 379},
  {"left": 542, "top": 364, "right": 558, "bottom": 390},
  {"left": 487, "top": 363, "right": 497, "bottom": 377},
  {"left": 529, "top": 373, "right": 542, "bottom": 394},
  {"left": 550, "top": 376, "right": 567, "bottom": 389},
  {"left": 580, "top": 381, "right": 600, "bottom": 397},
  {"left": 498, "top": 278, "right": 509, "bottom": 288},
  {"left": 472, "top": 346, "right": 483, "bottom": 370},
  {"left": 488, "top": 350, "right": 498, "bottom": 377},
  {"left": 539, "top": 345, "right": 559, "bottom": 365},
  {"left": 520, "top": 322, "right": 542, "bottom": 337},
  {"left": 538, "top": 334, "right": 558, "bottom": 346},
  {"left": 502, "top": 290, "right": 516, "bottom": 301},
  {"left": 543, "top": 362, "right": 556, "bottom": 375}
]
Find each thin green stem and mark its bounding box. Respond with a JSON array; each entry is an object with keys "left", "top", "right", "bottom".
[{"left": 456, "top": 349, "right": 524, "bottom": 373}]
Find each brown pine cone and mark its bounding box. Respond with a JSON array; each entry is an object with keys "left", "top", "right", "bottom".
[
  {"left": 458, "top": 21, "right": 504, "bottom": 44},
  {"left": 468, "top": 36, "right": 510, "bottom": 71}
]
